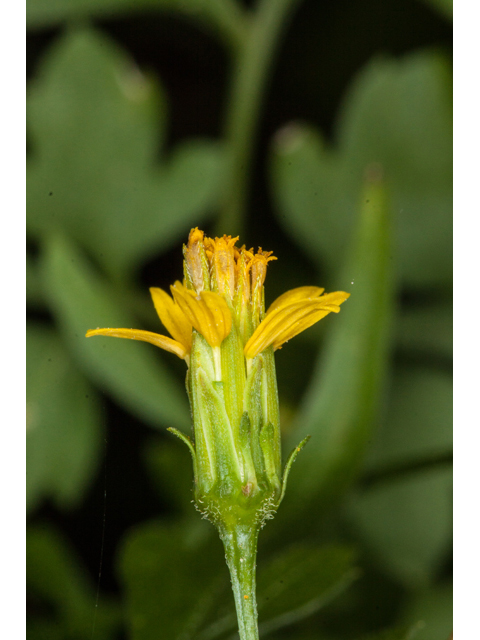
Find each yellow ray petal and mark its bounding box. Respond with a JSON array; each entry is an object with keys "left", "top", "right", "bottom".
[
  {"left": 150, "top": 287, "right": 192, "bottom": 352},
  {"left": 244, "top": 291, "right": 350, "bottom": 359},
  {"left": 199, "top": 291, "right": 232, "bottom": 346},
  {"left": 311, "top": 290, "right": 351, "bottom": 307},
  {"left": 85, "top": 328, "right": 188, "bottom": 359},
  {"left": 270, "top": 308, "right": 334, "bottom": 350},
  {"left": 171, "top": 282, "right": 232, "bottom": 348},
  {"left": 266, "top": 286, "right": 325, "bottom": 315},
  {"left": 245, "top": 301, "right": 320, "bottom": 358}
]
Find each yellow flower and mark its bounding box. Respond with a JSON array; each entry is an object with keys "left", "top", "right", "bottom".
[
  {"left": 244, "top": 286, "right": 349, "bottom": 359},
  {"left": 86, "top": 227, "right": 352, "bottom": 636},
  {"left": 86, "top": 227, "right": 351, "bottom": 533},
  {"left": 86, "top": 228, "right": 350, "bottom": 368}
]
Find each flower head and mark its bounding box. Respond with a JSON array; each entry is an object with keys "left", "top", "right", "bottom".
[
  {"left": 87, "top": 228, "right": 348, "bottom": 364},
  {"left": 86, "top": 229, "right": 350, "bottom": 524}
]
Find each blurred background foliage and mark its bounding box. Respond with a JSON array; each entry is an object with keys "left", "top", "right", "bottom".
[{"left": 26, "top": 0, "right": 452, "bottom": 638}]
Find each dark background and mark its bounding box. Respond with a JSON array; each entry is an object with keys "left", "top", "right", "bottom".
[{"left": 27, "top": 1, "right": 452, "bottom": 638}]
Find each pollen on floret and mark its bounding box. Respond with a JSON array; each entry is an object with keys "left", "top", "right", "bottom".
[
  {"left": 189, "top": 227, "right": 204, "bottom": 244},
  {"left": 256, "top": 248, "right": 276, "bottom": 262},
  {"left": 251, "top": 249, "right": 277, "bottom": 288},
  {"left": 209, "top": 235, "right": 239, "bottom": 298}
]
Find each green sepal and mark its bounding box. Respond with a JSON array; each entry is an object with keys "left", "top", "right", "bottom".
[
  {"left": 259, "top": 422, "right": 281, "bottom": 494},
  {"left": 197, "top": 367, "right": 243, "bottom": 493},
  {"left": 191, "top": 331, "right": 215, "bottom": 380},
  {"left": 184, "top": 370, "right": 193, "bottom": 412},
  {"left": 238, "top": 412, "right": 258, "bottom": 489},
  {"left": 244, "top": 356, "right": 263, "bottom": 420},
  {"left": 189, "top": 334, "right": 217, "bottom": 493},
  {"left": 190, "top": 372, "right": 216, "bottom": 493},
  {"left": 279, "top": 436, "right": 311, "bottom": 505},
  {"left": 182, "top": 259, "right": 194, "bottom": 291},
  {"left": 212, "top": 379, "right": 225, "bottom": 399},
  {"left": 259, "top": 347, "right": 281, "bottom": 477},
  {"left": 243, "top": 356, "right": 265, "bottom": 477},
  {"left": 167, "top": 427, "right": 197, "bottom": 481},
  {"left": 220, "top": 321, "right": 246, "bottom": 443}
]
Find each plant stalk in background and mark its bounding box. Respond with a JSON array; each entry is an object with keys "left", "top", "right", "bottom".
[
  {"left": 220, "top": 0, "right": 302, "bottom": 236},
  {"left": 86, "top": 228, "right": 349, "bottom": 639}
]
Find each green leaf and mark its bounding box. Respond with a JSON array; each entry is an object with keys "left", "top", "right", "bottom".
[
  {"left": 26, "top": 252, "right": 46, "bottom": 309},
  {"left": 143, "top": 435, "right": 196, "bottom": 515},
  {"left": 256, "top": 545, "right": 358, "bottom": 636},
  {"left": 119, "top": 520, "right": 227, "bottom": 640},
  {"left": 402, "top": 582, "right": 452, "bottom": 640},
  {"left": 281, "top": 173, "right": 394, "bottom": 515},
  {"left": 27, "top": 323, "right": 102, "bottom": 512},
  {"left": 270, "top": 629, "right": 423, "bottom": 640},
  {"left": 271, "top": 51, "right": 452, "bottom": 288},
  {"left": 396, "top": 301, "right": 452, "bottom": 360},
  {"left": 363, "top": 366, "right": 452, "bottom": 474},
  {"left": 27, "top": 525, "right": 121, "bottom": 640},
  {"left": 41, "top": 232, "right": 190, "bottom": 431},
  {"left": 27, "top": 28, "right": 224, "bottom": 280},
  {"left": 271, "top": 123, "right": 347, "bottom": 276},
  {"left": 347, "top": 467, "right": 452, "bottom": 587},
  {"left": 357, "top": 623, "right": 426, "bottom": 640}
]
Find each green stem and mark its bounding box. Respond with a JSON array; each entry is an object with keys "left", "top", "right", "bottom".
[
  {"left": 219, "top": 523, "right": 260, "bottom": 640},
  {"left": 197, "top": 0, "right": 249, "bottom": 54},
  {"left": 217, "top": 0, "right": 302, "bottom": 237}
]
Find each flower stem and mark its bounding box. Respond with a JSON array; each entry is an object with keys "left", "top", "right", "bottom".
[{"left": 218, "top": 522, "right": 260, "bottom": 640}]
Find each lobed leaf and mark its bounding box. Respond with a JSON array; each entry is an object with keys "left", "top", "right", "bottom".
[
  {"left": 119, "top": 520, "right": 227, "bottom": 640},
  {"left": 41, "top": 233, "right": 190, "bottom": 431},
  {"left": 363, "top": 366, "right": 452, "bottom": 474},
  {"left": 346, "top": 467, "right": 452, "bottom": 587},
  {"left": 27, "top": 28, "right": 224, "bottom": 280},
  {"left": 401, "top": 582, "right": 453, "bottom": 640},
  {"left": 27, "top": 323, "right": 102, "bottom": 512},
  {"left": 256, "top": 544, "right": 358, "bottom": 637},
  {"left": 271, "top": 51, "right": 452, "bottom": 288}
]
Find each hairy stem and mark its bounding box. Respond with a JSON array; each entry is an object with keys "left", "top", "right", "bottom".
[{"left": 219, "top": 523, "right": 260, "bottom": 640}]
